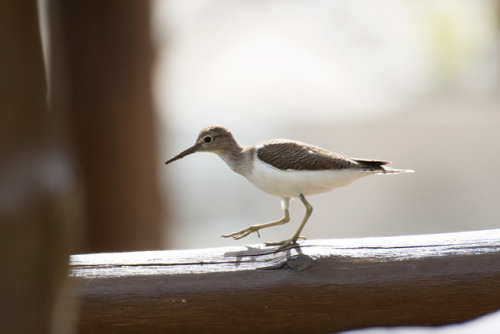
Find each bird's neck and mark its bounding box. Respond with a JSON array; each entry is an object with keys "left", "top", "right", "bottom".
[{"left": 217, "top": 140, "right": 250, "bottom": 176}]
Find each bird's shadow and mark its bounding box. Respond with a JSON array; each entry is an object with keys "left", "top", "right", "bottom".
[{"left": 223, "top": 243, "right": 312, "bottom": 271}]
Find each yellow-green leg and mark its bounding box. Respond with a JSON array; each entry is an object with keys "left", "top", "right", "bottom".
[
  {"left": 266, "top": 194, "right": 312, "bottom": 251},
  {"left": 222, "top": 198, "right": 291, "bottom": 240}
]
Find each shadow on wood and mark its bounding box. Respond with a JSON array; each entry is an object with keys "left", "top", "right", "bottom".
[{"left": 71, "top": 229, "right": 500, "bottom": 333}]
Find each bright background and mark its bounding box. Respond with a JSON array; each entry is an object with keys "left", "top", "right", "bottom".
[{"left": 154, "top": 0, "right": 500, "bottom": 249}]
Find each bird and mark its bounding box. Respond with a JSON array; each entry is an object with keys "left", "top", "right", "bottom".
[{"left": 165, "top": 125, "right": 413, "bottom": 251}]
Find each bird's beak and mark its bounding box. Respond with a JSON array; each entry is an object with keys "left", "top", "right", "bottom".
[{"left": 165, "top": 143, "right": 201, "bottom": 164}]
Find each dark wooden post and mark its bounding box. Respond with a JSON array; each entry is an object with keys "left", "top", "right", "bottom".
[
  {"left": 49, "top": 0, "right": 162, "bottom": 253},
  {"left": 0, "top": 2, "right": 75, "bottom": 333}
]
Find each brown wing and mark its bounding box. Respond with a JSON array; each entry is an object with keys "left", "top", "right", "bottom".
[{"left": 256, "top": 140, "right": 366, "bottom": 171}]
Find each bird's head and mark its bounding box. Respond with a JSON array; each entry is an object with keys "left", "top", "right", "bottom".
[{"left": 165, "top": 125, "right": 237, "bottom": 164}]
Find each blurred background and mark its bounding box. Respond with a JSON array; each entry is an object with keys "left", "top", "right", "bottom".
[
  {"left": 156, "top": 0, "right": 500, "bottom": 249},
  {"left": 1, "top": 1, "right": 499, "bottom": 332}
]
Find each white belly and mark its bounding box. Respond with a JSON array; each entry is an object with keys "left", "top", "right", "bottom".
[{"left": 246, "top": 157, "right": 376, "bottom": 198}]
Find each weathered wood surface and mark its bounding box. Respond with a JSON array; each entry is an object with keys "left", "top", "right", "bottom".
[{"left": 71, "top": 229, "right": 500, "bottom": 333}]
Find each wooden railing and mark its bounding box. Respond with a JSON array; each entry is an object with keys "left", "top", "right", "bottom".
[{"left": 71, "top": 229, "right": 500, "bottom": 333}]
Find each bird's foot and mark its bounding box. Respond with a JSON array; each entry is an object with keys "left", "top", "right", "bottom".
[
  {"left": 221, "top": 225, "right": 262, "bottom": 240},
  {"left": 265, "top": 236, "right": 306, "bottom": 252}
]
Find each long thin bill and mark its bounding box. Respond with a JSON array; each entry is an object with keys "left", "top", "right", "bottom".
[{"left": 165, "top": 144, "right": 200, "bottom": 164}]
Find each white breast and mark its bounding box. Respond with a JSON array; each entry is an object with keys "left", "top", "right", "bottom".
[{"left": 245, "top": 153, "right": 377, "bottom": 198}]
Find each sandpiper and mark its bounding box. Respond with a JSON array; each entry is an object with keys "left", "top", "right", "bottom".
[{"left": 166, "top": 125, "right": 413, "bottom": 250}]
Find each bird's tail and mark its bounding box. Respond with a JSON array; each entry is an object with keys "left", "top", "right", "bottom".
[{"left": 378, "top": 167, "right": 414, "bottom": 175}]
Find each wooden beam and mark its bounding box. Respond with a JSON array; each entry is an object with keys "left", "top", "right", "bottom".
[{"left": 71, "top": 229, "right": 500, "bottom": 333}]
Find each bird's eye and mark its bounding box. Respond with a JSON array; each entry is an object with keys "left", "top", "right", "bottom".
[{"left": 203, "top": 135, "right": 212, "bottom": 143}]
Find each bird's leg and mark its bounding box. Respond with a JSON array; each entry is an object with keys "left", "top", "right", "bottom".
[
  {"left": 222, "top": 198, "right": 291, "bottom": 240},
  {"left": 266, "top": 194, "right": 312, "bottom": 251}
]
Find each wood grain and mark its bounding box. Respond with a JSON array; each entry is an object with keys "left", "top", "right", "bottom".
[{"left": 71, "top": 229, "right": 500, "bottom": 333}]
